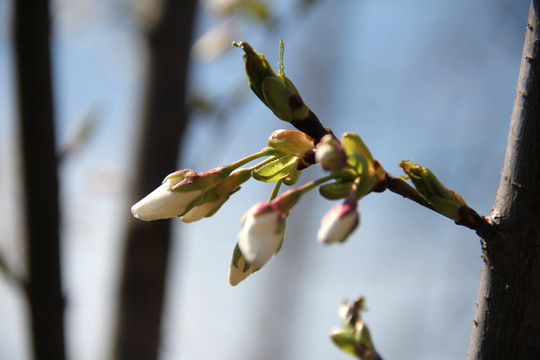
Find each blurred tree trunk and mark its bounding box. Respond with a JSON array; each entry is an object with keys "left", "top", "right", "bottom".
[
  {"left": 468, "top": 1, "right": 540, "bottom": 359},
  {"left": 13, "top": 1, "right": 66, "bottom": 360},
  {"left": 114, "top": 1, "right": 197, "bottom": 360}
]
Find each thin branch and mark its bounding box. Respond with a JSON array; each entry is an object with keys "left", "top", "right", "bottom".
[
  {"left": 385, "top": 172, "right": 503, "bottom": 242},
  {"left": 385, "top": 172, "right": 435, "bottom": 211}
]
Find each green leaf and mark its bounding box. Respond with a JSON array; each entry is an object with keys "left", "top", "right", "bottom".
[
  {"left": 282, "top": 166, "right": 301, "bottom": 186},
  {"left": 341, "top": 132, "right": 373, "bottom": 161},
  {"left": 346, "top": 153, "right": 368, "bottom": 175},
  {"left": 319, "top": 181, "right": 355, "bottom": 200},
  {"left": 252, "top": 154, "right": 298, "bottom": 182},
  {"left": 330, "top": 331, "right": 360, "bottom": 358}
]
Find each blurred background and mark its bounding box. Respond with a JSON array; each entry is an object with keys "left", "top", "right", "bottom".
[{"left": 0, "top": 0, "right": 531, "bottom": 359}]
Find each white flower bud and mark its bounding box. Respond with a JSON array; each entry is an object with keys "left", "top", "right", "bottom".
[
  {"left": 131, "top": 177, "right": 202, "bottom": 221},
  {"left": 181, "top": 200, "right": 222, "bottom": 223},
  {"left": 317, "top": 198, "right": 359, "bottom": 244},
  {"left": 237, "top": 202, "right": 286, "bottom": 269}
]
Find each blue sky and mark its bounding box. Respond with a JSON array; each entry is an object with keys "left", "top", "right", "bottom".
[{"left": 0, "top": 0, "right": 531, "bottom": 359}]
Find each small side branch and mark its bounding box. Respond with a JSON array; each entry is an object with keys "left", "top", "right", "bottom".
[
  {"left": 385, "top": 172, "right": 435, "bottom": 211},
  {"left": 385, "top": 172, "right": 503, "bottom": 242}
]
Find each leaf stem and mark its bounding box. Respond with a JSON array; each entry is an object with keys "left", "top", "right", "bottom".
[{"left": 269, "top": 179, "right": 283, "bottom": 201}]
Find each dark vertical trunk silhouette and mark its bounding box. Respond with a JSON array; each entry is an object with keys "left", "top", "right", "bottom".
[
  {"left": 13, "top": 1, "right": 66, "bottom": 360},
  {"left": 114, "top": 1, "right": 197, "bottom": 360},
  {"left": 468, "top": 1, "right": 540, "bottom": 359}
]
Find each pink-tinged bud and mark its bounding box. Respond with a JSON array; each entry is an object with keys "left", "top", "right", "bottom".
[
  {"left": 317, "top": 198, "right": 360, "bottom": 244},
  {"left": 181, "top": 168, "right": 252, "bottom": 223},
  {"left": 267, "top": 129, "right": 315, "bottom": 156},
  {"left": 180, "top": 200, "right": 222, "bottom": 223},
  {"left": 237, "top": 201, "right": 286, "bottom": 270},
  {"left": 131, "top": 170, "right": 202, "bottom": 221},
  {"left": 315, "top": 134, "right": 347, "bottom": 171}
]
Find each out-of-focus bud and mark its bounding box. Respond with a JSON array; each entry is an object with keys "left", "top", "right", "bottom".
[
  {"left": 204, "top": 0, "right": 272, "bottom": 21},
  {"left": 315, "top": 134, "right": 347, "bottom": 171},
  {"left": 267, "top": 129, "right": 315, "bottom": 156},
  {"left": 237, "top": 201, "right": 286, "bottom": 270},
  {"left": 228, "top": 243, "right": 257, "bottom": 286},
  {"left": 317, "top": 197, "right": 359, "bottom": 244},
  {"left": 192, "top": 19, "right": 237, "bottom": 62},
  {"left": 330, "top": 297, "right": 381, "bottom": 360},
  {"left": 399, "top": 159, "right": 471, "bottom": 224},
  {"left": 131, "top": 169, "right": 202, "bottom": 221},
  {"left": 181, "top": 169, "right": 252, "bottom": 223}
]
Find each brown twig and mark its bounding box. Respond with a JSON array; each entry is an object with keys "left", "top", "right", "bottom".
[
  {"left": 385, "top": 172, "right": 503, "bottom": 243},
  {"left": 385, "top": 172, "right": 435, "bottom": 211}
]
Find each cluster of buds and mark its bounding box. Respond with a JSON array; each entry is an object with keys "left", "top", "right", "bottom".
[
  {"left": 131, "top": 41, "right": 392, "bottom": 286},
  {"left": 129, "top": 38, "right": 483, "bottom": 358},
  {"left": 330, "top": 298, "right": 382, "bottom": 360}
]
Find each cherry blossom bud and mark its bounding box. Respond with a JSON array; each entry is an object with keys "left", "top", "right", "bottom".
[
  {"left": 237, "top": 201, "right": 286, "bottom": 270},
  {"left": 315, "top": 134, "right": 347, "bottom": 171},
  {"left": 181, "top": 169, "right": 251, "bottom": 223},
  {"left": 233, "top": 40, "right": 330, "bottom": 142},
  {"left": 267, "top": 129, "right": 315, "bottom": 156},
  {"left": 131, "top": 169, "right": 202, "bottom": 221},
  {"left": 317, "top": 197, "right": 359, "bottom": 244}
]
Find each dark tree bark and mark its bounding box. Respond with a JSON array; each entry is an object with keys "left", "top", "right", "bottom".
[
  {"left": 13, "top": 1, "right": 66, "bottom": 360},
  {"left": 114, "top": 1, "right": 197, "bottom": 360},
  {"left": 468, "top": 1, "right": 540, "bottom": 359}
]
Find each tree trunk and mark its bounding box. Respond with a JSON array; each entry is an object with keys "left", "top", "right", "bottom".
[
  {"left": 13, "top": 1, "right": 66, "bottom": 360},
  {"left": 468, "top": 1, "right": 540, "bottom": 359},
  {"left": 114, "top": 1, "right": 197, "bottom": 360}
]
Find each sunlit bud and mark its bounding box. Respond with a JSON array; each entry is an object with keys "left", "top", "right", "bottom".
[
  {"left": 261, "top": 75, "right": 309, "bottom": 121},
  {"left": 228, "top": 243, "right": 257, "bottom": 286},
  {"left": 399, "top": 160, "right": 470, "bottom": 223},
  {"left": 317, "top": 197, "right": 359, "bottom": 244},
  {"left": 232, "top": 41, "right": 279, "bottom": 108},
  {"left": 232, "top": 40, "right": 308, "bottom": 122},
  {"left": 131, "top": 169, "right": 202, "bottom": 221},
  {"left": 170, "top": 166, "right": 232, "bottom": 193},
  {"left": 267, "top": 129, "right": 315, "bottom": 157},
  {"left": 233, "top": 40, "right": 330, "bottom": 142},
  {"left": 181, "top": 169, "right": 251, "bottom": 223},
  {"left": 315, "top": 134, "right": 347, "bottom": 171},
  {"left": 237, "top": 201, "right": 286, "bottom": 270}
]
